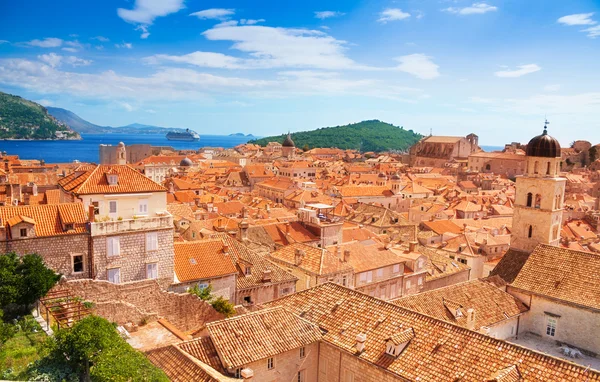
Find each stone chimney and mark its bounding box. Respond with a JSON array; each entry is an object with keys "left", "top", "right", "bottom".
[
  {"left": 466, "top": 308, "right": 476, "bottom": 330},
  {"left": 295, "top": 249, "right": 305, "bottom": 265},
  {"left": 409, "top": 241, "right": 417, "bottom": 253},
  {"left": 343, "top": 250, "right": 351, "bottom": 262},
  {"left": 32, "top": 183, "right": 38, "bottom": 196},
  {"left": 239, "top": 220, "right": 249, "bottom": 241},
  {"left": 88, "top": 205, "right": 95, "bottom": 223},
  {"left": 335, "top": 245, "right": 341, "bottom": 258},
  {"left": 222, "top": 241, "right": 229, "bottom": 254},
  {"left": 285, "top": 222, "right": 290, "bottom": 235},
  {"left": 168, "top": 182, "right": 174, "bottom": 194},
  {"left": 262, "top": 269, "right": 272, "bottom": 282},
  {"left": 241, "top": 368, "right": 254, "bottom": 380},
  {"left": 355, "top": 333, "right": 367, "bottom": 353}
]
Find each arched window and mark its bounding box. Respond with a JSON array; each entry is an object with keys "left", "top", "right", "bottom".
[
  {"left": 534, "top": 161, "right": 539, "bottom": 174},
  {"left": 526, "top": 192, "right": 533, "bottom": 207},
  {"left": 546, "top": 162, "right": 551, "bottom": 175},
  {"left": 535, "top": 194, "right": 541, "bottom": 209},
  {"left": 528, "top": 225, "right": 533, "bottom": 238},
  {"left": 485, "top": 164, "right": 491, "bottom": 171}
]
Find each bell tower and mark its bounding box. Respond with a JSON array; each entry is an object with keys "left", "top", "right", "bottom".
[{"left": 511, "top": 121, "right": 566, "bottom": 253}]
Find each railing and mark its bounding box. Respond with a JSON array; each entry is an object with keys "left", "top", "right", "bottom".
[{"left": 89, "top": 214, "right": 173, "bottom": 236}]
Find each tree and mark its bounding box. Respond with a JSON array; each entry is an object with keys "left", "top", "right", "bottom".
[
  {"left": 188, "top": 284, "right": 213, "bottom": 301},
  {"left": 39, "top": 316, "right": 168, "bottom": 382},
  {"left": 0, "top": 252, "right": 60, "bottom": 310},
  {"left": 188, "top": 285, "right": 236, "bottom": 317}
]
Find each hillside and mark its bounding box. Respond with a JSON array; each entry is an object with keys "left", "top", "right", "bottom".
[
  {"left": 249, "top": 120, "right": 422, "bottom": 152},
  {"left": 47, "top": 107, "right": 188, "bottom": 134},
  {"left": 0, "top": 92, "right": 80, "bottom": 140}
]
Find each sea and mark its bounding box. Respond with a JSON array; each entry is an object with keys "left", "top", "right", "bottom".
[
  {"left": 0, "top": 135, "right": 505, "bottom": 164},
  {"left": 0, "top": 134, "right": 256, "bottom": 163}
]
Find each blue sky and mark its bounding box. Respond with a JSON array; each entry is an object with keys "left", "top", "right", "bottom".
[{"left": 0, "top": 0, "right": 599, "bottom": 145}]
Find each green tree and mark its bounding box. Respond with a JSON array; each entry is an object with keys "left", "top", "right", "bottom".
[
  {"left": 188, "top": 284, "right": 213, "bottom": 300},
  {"left": 0, "top": 253, "right": 60, "bottom": 310},
  {"left": 188, "top": 285, "right": 236, "bottom": 317}
]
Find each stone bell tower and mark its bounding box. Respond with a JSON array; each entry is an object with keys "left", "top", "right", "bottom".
[{"left": 511, "top": 121, "right": 566, "bottom": 253}]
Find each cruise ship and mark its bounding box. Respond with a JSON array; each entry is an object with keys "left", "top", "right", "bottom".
[{"left": 166, "top": 128, "right": 200, "bottom": 141}]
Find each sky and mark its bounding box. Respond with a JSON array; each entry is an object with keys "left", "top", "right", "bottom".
[{"left": 0, "top": 0, "right": 599, "bottom": 145}]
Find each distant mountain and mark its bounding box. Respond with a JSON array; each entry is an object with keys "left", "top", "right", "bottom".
[
  {"left": 229, "top": 133, "right": 256, "bottom": 137},
  {"left": 0, "top": 92, "right": 80, "bottom": 140},
  {"left": 47, "top": 107, "right": 188, "bottom": 135},
  {"left": 249, "top": 120, "right": 422, "bottom": 152}
]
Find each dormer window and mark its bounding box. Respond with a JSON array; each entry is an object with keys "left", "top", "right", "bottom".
[
  {"left": 65, "top": 223, "right": 74, "bottom": 231},
  {"left": 20, "top": 228, "right": 27, "bottom": 237},
  {"left": 385, "top": 328, "right": 414, "bottom": 358},
  {"left": 107, "top": 174, "right": 118, "bottom": 185}
]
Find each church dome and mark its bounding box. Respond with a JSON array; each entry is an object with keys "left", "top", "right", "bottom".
[
  {"left": 378, "top": 172, "right": 387, "bottom": 178},
  {"left": 526, "top": 126, "right": 561, "bottom": 158},
  {"left": 180, "top": 157, "right": 193, "bottom": 167},
  {"left": 282, "top": 133, "right": 295, "bottom": 147},
  {"left": 391, "top": 173, "right": 401, "bottom": 180}
]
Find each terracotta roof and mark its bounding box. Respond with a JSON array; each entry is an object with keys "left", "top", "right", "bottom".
[
  {"left": 0, "top": 203, "right": 87, "bottom": 237},
  {"left": 421, "top": 136, "right": 464, "bottom": 144},
  {"left": 266, "top": 283, "right": 600, "bottom": 382},
  {"left": 145, "top": 345, "right": 219, "bottom": 382},
  {"left": 489, "top": 248, "right": 531, "bottom": 284},
  {"left": 178, "top": 336, "right": 226, "bottom": 373},
  {"left": 44, "top": 189, "right": 61, "bottom": 205},
  {"left": 331, "top": 241, "right": 404, "bottom": 273},
  {"left": 59, "top": 165, "right": 166, "bottom": 195},
  {"left": 421, "top": 220, "right": 463, "bottom": 235},
  {"left": 338, "top": 185, "right": 393, "bottom": 197},
  {"left": 393, "top": 279, "right": 528, "bottom": 329},
  {"left": 511, "top": 244, "right": 600, "bottom": 310},
  {"left": 270, "top": 243, "right": 353, "bottom": 276},
  {"left": 174, "top": 240, "right": 237, "bottom": 282},
  {"left": 206, "top": 307, "right": 322, "bottom": 368}
]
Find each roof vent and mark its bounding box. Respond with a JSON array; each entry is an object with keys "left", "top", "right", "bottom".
[
  {"left": 355, "top": 333, "right": 367, "bottom": 353},
  {"left": 189, "top": 258, "right": 197, "bottom": 265},
  {"left": 262, "top": 269, "right": 272, "bottom": 282}
]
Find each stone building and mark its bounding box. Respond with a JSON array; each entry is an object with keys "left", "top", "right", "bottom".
[
  {"left": 0, "top": 203, "right": 90, "bottom": 278},
  {"left": 467, "top": 151, "right": 526, "bottom": 178},
  {"left": 281, "top": 133, "right": 296, "bottom": 159},
  {"left": 409, "top": 134, "right": 480, "bottom": 167},
  {"left": 511, "top": 125, "right": 566, "bottom": 253},
  {"left": 58, "top": 164, "right": 174, "bottom": 285}
]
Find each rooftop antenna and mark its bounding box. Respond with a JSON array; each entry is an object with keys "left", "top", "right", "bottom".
[{"left": 430, "top": 128, "right": 433, "bottom": 137}]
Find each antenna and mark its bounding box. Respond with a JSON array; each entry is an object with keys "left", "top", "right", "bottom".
[{"left": 430, "top": 128, "right": 433, "bottom": 136}]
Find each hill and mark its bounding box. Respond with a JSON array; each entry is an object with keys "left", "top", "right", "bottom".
[
  {"left": 249, "top": 120, "right": 422, "bottom": 152},
  {"left": 47, "top": 107, "right": 188, "bottom": 134},
  {"left": 0, "top": 92, "right": 80, "bottom": 140}
]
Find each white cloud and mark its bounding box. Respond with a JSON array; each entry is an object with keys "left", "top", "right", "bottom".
[
  {"left": 27, "top": 37, "right": 63, "bottom": 48},
  {"left": 394, "top": 54, "right": 440, "bottom": 79},
  {"left": 92, "top": 36, "right": 110, "bottom": 42},
  {"left": 115, "top": 42, "right": 133, "bottom": 49},
  {"left": 120, "top": 102, "right": 135, "bottom": 112},
  {"left": 444, "top": 3, "right": 497, "bottom": 15},
  {"left": 240, "top": 19, "right": 265, "bottom": 25},
  {"left": 543, "top": 84, "right": 561, "bottom": 92},
  {"left": 557, "top": 13, "right": 596, "bottom": 26},
  {"left": 494, "top": 64, "right": 541, "bottom": 78},
  {"left": 378, "top": 8, "right": 411, "bottom": 23},
  {"left": 190, "top": 8, "right": 235, "bottom": 20},
  {"left": 118, "top": 0, "right": 184, "bottom": 24},
  {"left": 583, "top": 25, "right": 600, "bottom": 38},
  {"left": 314, "top": 11, "right": 345, "bottom": 20},
  {"left": 62, "top": 47, "right": 78, "bottom": 53},
  {"left": 35, "top": 99, "right": 53, "bottom": 106},
  {"left": 38, "top": 53, "right": 92, "bottom": 68},
  {"left": 0, "top": 40, "right": 9, "bottom": 44},
  {"left": 146, "top": 51, "right": 245, "bottom": 69},
  {"left": 201, "top": 25, "right": 358, "bottom": 70},
  {"left": 117, "top": 0, "right": 184, "bottom": 39},
  {"left": 215, "top": 20, "right": 239, "bottom": 28}
]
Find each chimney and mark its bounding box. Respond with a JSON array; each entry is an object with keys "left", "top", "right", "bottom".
[
  {"left": 262, "top": 269, "right": 272, "bottom": 282},
  {"left": 463, "top": 223, "right": 467, "bottom": 232},
  {"left": 239, "top": 220, "right": 249, "bottom": 241},
  {"left": 343, "top": 250, "right": 350, "bottom": 262},
  {"left": 285, "top": 222, "right": 290, "bottom": 235},
  {"left": 88, "top": 205, "right": 95, "bottom": 223},
  {"left": 169, "top": 182, "right": 174, "bottom": 194},
  {"left": 335, "top": 245, "right": 341, "bottom": 258},
  {"left": 466, "top": 308, "right": 476, "bottom": 330},
  {"left": 295, "top": 249, "right": 305, "bottom": 265},
  {"left": 409, "top": 241, "right": 417, "bottom": 253},
  {"left": 241, "top": 368, "right": 254, "bottom": 380},
  {"left": 355, "top": 333, "right": 367, "bottom": 353},
  {"left": 222, "top": 241, "right": 229, "bottom": 254}
]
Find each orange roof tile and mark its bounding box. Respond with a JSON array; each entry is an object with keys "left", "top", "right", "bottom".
[
  {"left": 0, "top": 203, "right": 87, "bottom": 237},
  {"left": 59, "top": 165, "right": 166, "bottom": 195},
  {"left": 174, "top": 240, "right": 237, "bottom": 282}
]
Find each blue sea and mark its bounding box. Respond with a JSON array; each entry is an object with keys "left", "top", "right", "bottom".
[{"left": 0, "top": 134, "right": 256, "bottom": 163}]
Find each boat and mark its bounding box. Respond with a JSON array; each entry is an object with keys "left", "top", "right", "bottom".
[{"left": 166, "top": 129, "right": 200, "bottom": 141}]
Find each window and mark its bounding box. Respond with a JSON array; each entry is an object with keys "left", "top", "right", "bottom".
[
  {"left": 418, "top": 277, "right": 423, "bottom": 286},
  {"left": 146, "top": 263, "right": 158, "bottom": 279},
  {"left": 65, "top": 223, "right": 73, "bottom": 231},
  {"left": 406, "top": 280, "right": 412, "bottom": 288},
  {"left": 234, "top": 368, "right": 241, "bottom": 378},
  {"left": 297, "top": 370, "right": 306, "bottom": 382},
  {"left": 299, "top": 346, "right": 306, "bottom": 358},
  {"left": 72, "top": 254, "right": 84, "bottom": 274},
  {"left": 377, "top": 269, "right": 384, "bottom": 278},
  {"left": 267, "top": 357, "right": 274, "bottom": 370},
  {"left": 417, "top": 259, "right": 424, "bottom": 269},
  {"left": 138, "top": 199, "right": 148, "bottom": 214},
  {"left": 390, "top": 283, "right": 397, "bottom": 298},
  {"left": 245, "top": 266, "right": 252, "bottom": 276},
  {"left": 243, "top": 296, "right": 252, "bottom": 305},
  {"left": 280, "top": 287, "right": 291, "bottom": 295},
  {"left": 535, "top": 194, "right": 541, "bottom": 209},
  {"left": 92, "top": 201, "right": 100, "bottom": 215},
  {"left": 20, "top": 228, "right": 27, "bottom": 237},
  {"left": 342, "top": 275, "right": 348, "bottom": 287},
  {"left": 146, "top": 232, "right": 158, "bottom": 251},
  {"left": 344, "top": 370, "right": 355, "bottom": 382},
  {"left": 546, "top": 317, "right": 557, "bottom": 337},
  {"left": 359, "top": 272, "right": 367, "bottom": 282},
  {"left": 459, "top": 258, "right": 468, "bottom": 265},
  {"left": 107, "top": 236, "right": 120, "bottom": 257},
  {"left": 109, "top": 200, "right": 117, "bottom": 214},
  {"left": 366, "top": 271, "right": 373, "bottom": 283},
  {"left": 107, "top": 268, "right": 120, "bottom": 284},
  {"left": 528, "top": 225, "right": 533, "bottom": 239}
]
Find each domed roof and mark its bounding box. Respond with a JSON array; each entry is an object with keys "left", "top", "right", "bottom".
[
  {"left": 391, "top": 173, "right": 401, "bottom": 180},
  {"left": 180, "top": 157, "right": 193, "bottom": 167},
  {"left": 526, "top": 126, "right": 561, "bottom": 158},
  {"left": 282, "top": 133, "right": 295, "bottom": 147},
  {"left": 378, "top": 172, "right": 387, "bottom": 178}
]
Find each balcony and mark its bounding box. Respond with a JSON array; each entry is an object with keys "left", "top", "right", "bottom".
[{"left": 88, "top": 214, "right": 173, "bottom": 236}]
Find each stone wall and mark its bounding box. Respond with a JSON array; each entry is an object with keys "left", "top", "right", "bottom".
[
  {"left": 2, "top": 234, "right": 90, "bottom": 279},
  {"left": 56, "top": 278, "right": 223, "bottom": 332},
  {"left": 243, "top": 343, "right": 318, "bottom": 382},
  {"left": 92, "top": 228, "right": 174, "bottom": 284}
]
